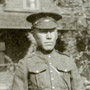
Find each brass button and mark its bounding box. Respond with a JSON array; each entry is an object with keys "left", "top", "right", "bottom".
[
  {"left": 49, "top": 62, "right": 52, "bottom": 65},
  {"left": 51, "top": 78, "right": 54, "bottom": 81},
  {"left": 36, "top": 70, "right": 39, "bottom": 73},
  {"left": 52, "top": 86, "right": 55, "bottom": 89},
  {"left": 48, "top": 55, "right": 51, "bottom": 58},
  {"left": 64, "top": 69, "right": 67, "bottom": 72},
  {"left": 50, "top": 70, "right": 53, "bottom": 73}
]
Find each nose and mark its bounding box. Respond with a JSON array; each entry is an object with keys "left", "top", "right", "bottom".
[{"left": 46, "top": 31, "right": 51, "bottom": 39}]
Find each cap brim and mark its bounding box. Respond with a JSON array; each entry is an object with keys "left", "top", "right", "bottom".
[{"left": 26, "top": 12, "right": 62, "bottom": 23}]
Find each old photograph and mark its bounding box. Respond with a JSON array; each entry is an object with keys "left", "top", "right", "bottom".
[{"left": 0, "top": 0, "right": 90, "bottom": 90}]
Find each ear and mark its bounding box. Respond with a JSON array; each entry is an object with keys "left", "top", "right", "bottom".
[
  {"left": 56, "top": 29, "right": 58, "bottom": 40},
  {"left": 27, "top": 32, "right": 37, "bottom": 45}
]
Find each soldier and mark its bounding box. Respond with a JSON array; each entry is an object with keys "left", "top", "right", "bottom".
[{"left": 12, "top": 12, "right": 85, "bottom": 90}]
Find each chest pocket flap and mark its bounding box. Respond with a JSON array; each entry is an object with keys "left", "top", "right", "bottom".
[
  {"left": 27, "top": 61, "right": 47, "bottom": 74},
  {"left": 56, "top": 65, "right": 72, "bottom": 89}
]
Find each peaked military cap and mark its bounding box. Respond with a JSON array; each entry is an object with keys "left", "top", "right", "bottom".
[{"left": 26, "top": 12, "right": 62, "bottom": 29}]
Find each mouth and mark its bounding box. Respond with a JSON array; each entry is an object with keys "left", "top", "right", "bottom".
[{"left": 45, "top": 42, "right": 53, "bottom": 45}]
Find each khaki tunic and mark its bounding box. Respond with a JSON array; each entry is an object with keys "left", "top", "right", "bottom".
[{"left": 12, "top": 50, "right": 85, "bottom": 90}]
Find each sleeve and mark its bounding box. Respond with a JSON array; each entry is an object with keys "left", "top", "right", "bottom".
[
  {"left": 11, "top": 59, "right": 28, "bottom": 90},
  {"left": 70, "top": 57, "right": 85, "bottom": 90}
]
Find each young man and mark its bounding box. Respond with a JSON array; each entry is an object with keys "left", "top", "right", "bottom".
[{"left": 12, "top": 12, "right": 85, "bottom": 90}]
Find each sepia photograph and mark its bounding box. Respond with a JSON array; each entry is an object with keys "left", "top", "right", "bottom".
[{"left": 0, "top": 0, "right": 90, "bottom": 90}]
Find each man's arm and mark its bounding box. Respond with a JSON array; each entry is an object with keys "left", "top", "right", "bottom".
[
  {"left": 70, "top": 58, "right": 85, "bottom": 90},
  {"left": 11, "top": 59, "right": 28, "bottom": 90}
]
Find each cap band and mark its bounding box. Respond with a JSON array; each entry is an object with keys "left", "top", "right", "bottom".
[{"left": 32, "top": 17, "right": 57, "bottom": 29}]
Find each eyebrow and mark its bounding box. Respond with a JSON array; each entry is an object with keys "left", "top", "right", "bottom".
[
  {"left": 37, "top": 28, "right": 56, "bottom": 31},
  {"left": 38, "top": 29, "right": 56, "bottom": 33}
]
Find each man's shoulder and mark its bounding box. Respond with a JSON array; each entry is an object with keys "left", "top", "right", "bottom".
[
  {"left": 19, "top": 52, "right": 40, "bottom": 64},
  {"left": 55, "top": 50, "right": 76, "bottom": 71},
  {"left": 55, "top": 50, "right": 75, "bottom": 65},
  {"left": 23, "top": 52, "right": 36, "bottom": 60},
  {"left": 55, "top": 50, "right": 70, "bottom": 59}
]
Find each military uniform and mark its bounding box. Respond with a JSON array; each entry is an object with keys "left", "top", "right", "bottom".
[
  {"left": 12, "top": 12, "right": 85, "bottom": 90},
  {"left": 12, "top": 50, "right": 85, "bottom": 90}
]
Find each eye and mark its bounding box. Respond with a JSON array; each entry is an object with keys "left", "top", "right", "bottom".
[
  {"left": 37, "top": 29, "right": 48, "bottom": 33},
  {"left": 39, "top": 30, "right": 47, "bottom": 33},
  {"left": 49, "top": 29, "right": 56, "bottom": 33},
  {"left": 35, "top": 28, "right": 56, "bottom": 33}
]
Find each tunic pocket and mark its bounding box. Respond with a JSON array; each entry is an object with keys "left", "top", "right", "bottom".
[
  {"left": 28, "top": 68, "right": 47, "bottom": 90},
  {"left": 56, "top": 68, "right": 72, "bottom": 90},
  {"left": 28, "top": 61, "right": 47, "bottom": 74},
  {"left": 27, "top": 61, "right": 48, "bottom": 87},
  {"left": 29, "top": 69, "right": 46, "bottom": 74}
]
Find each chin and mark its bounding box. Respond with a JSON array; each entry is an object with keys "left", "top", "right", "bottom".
[{"left": 44, "top": 47, "right": 54, "bottom": 51}]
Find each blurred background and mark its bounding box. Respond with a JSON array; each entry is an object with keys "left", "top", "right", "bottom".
[{"left": 0, "top": 0, "right": 90, "bottom": 89}]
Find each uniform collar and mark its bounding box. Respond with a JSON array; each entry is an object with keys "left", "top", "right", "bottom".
[
  {"left": 35, "top": 49, "right": 56, "bottom": 58},
  {"left": 30, "top": 50, "right": 74, "bottom": 72}
]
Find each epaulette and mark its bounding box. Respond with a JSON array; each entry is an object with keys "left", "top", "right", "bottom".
[
  {"left": 55, "top": 50, "right": 70, "bottom": 57},
  {"left": 24, "top": 52, "right": 35, "bottom": 59}
]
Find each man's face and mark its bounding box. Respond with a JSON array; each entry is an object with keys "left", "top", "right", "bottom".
[{"left": 33, "top": 28, "right": 58, "bottom": 51}]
